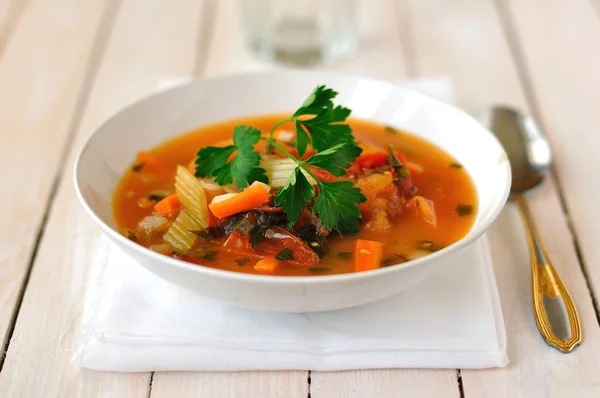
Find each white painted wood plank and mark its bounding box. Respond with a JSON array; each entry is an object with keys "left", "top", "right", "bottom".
[
  {"left": 0, "top": 0, "right": 25, "bottom": 51},
  {"left": 503, "top": 0, "right": 600, "bottom": 331},
  {"left": 311, "top": 370, "right": 460, "bottom": 398},
  {"left": 403, "top": 0, "right": 600, "bottom": 396},
  {"left": 0, "top": 0, "right": 205, "bottom": 396},
  {"left": 152, "top": 1, "right": 457, "bottom": 397},
  {"left": 0, "top": 0, "right": 112, "bottom": 357},
  {"left": 151, "top": 371, "right": 309, "bottom": 398}
]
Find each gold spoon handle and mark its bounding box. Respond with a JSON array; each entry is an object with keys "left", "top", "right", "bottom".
[{"left": 515, "top": 194, "right": 582, "bottom": 352}]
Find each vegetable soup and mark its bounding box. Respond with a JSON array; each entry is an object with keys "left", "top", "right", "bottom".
[{"left": 113, "top": 86, "right": 477, "bottom": 276}]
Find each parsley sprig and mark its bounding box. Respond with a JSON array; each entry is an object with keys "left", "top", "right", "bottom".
[{"left": 195, "top": 85, "right": 366, "bottom": 233}]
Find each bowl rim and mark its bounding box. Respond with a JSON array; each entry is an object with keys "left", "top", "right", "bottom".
[{"left": 74, "top": 69, "right": 511, "bottom": 285}]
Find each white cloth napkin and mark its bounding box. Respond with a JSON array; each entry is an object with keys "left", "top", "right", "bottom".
[
  {"left": 72, "top": 77, "right": 508, "bottom": 371},
  {"left": 73, "top": 235, "right": 507, "bottom": 371}
]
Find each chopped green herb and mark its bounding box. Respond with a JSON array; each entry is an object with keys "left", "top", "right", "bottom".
[
  {"left": 398, "top": 166, "right": 410, "bottom": 178},
  {"left": 308, "top": 267, "right": 331, "bottom": 273},
  {"left": 249, "top": 225, "right": 269, "bottom": 249},
  {"left": 388, "top": 145, "right": 410, "bottom": 179},
  {"left": 384, "top": 125, "right": 399, "bottom": 134},
  {"left": 235, "top": 256, "right": 251, "bottom": 266},
  {"left": 449, "top": 162, "right": 463, "bottom": 169},
  {"left": 337, "top": 251, "right": 352, "bottom": 260},
  {"left": 381, "top": 253, "right": 409, "bottom": 267},
  {"left": 201, "top": 250, "right": 219, "bottom": 261},
  {"left": 417, "top": 240, "right": 444, "bottom": 252},
  {"left": 275, "top": 248, "right": 294, "bottom": 260},
  {"left": 456, "top": 204, "right": 473, "bottom": 216}
]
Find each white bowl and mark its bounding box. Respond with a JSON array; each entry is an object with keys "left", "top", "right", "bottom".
[{"left": 74, "top": 71, "right": 510, "bottom": 312}]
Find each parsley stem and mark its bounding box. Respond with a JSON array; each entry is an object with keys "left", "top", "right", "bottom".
[
  {"left": 266, "top": 138, "right": 302, "bottom": 165},
  {"left": 269, "top": 118, "right": 294, "bottom": 139},
  {"left": 267, "top": 138, "right": 322, "bottom": 185}
]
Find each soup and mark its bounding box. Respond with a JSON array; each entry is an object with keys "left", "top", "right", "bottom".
[{"left": 113, "top": 86, "right": 476, "bottom": 276}]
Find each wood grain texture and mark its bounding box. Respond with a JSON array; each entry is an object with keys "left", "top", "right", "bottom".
[
  {"left": 311, "top": 369, "right": 460, "bottom": 398},
  {"left": 0, "top": 0, "right": 205, "bottom": 396},
  {"left": 151, "top": 371, "right": 309, "bottom": 398},
  {"left": 502, "top": 0, "right": 600, "bottom": 321},
  {"left": 402, "top": 0, "right": 600, "bottom": 396},
  {"left": 0, "top": 0, "right": 113, "bottom": 360}
]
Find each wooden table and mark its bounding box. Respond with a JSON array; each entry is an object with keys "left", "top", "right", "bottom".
[{"left": 1, "top": 0, "right": 599, "bottom": 396}]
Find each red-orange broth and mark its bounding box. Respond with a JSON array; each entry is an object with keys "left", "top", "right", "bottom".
[{"left": 113, "top": 115, "right": 477, "bottom": 276}]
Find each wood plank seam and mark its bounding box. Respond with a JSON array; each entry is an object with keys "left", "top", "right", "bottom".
[
  {"left": 456, "top": 370, "right": 465, "bottom": 398},
  {"left": 0, "top": 0, "right": 31, "bottom": 61},
  {"left": 147, "top": 372, "right": 154, "bottom": 398},
  {"left": 492, "top": 0, "right": 600, "bottom": 328},
  {"left": 192, "top": 0, "right": 217, "bottom": 76},
  {"left": 0, "top": 0, "right": 124, "bottom": 375},
  {"left": 393, "top": 0, "right": 417, "bottom": 77}
]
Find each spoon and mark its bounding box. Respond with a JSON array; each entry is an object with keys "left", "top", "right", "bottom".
[{"left": 483, "top": 106, "right": 581, "bottom": 353}]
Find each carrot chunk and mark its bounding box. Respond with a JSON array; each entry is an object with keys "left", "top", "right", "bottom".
[
  {"left": 355, "top": 239, "right": 383, "bottom": 272},
  {"left": 208, "top": 182, "right": 270, "bottom": 219},
  {"left": 153, "top": 193, "right": 181, "bottom": 217},
  {"left": 254, "top": 257, "right": 279, "bottom": 274}
]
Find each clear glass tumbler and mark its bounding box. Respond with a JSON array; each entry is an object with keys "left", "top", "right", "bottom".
[{"left": 237, "top": 0, "right": 357, "bottom": 66}]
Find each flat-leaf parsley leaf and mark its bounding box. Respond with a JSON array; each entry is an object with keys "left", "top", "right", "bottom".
[{"left": 195, "top": 125, "right": 267, "bottom": 188}]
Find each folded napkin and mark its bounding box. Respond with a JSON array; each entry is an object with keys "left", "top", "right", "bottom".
[
  {"left": 72, "top": 77, "right": 508, "bottom": 371},
  {"left": 73, "top": 235, "right": 507, "bottom": 371}
]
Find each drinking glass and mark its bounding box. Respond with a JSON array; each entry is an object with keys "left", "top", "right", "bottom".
[{"left": 237, "top": 0, "right": 357, "bottom": 66}]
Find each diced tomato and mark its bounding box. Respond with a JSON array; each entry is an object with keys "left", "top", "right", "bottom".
[
  {"left": 223, "top": 228, "right": 319, "bottom": 268},
  {"left": 306, "top": 166, "right": 339, "bottom": 182},
  {"left": 346, "top": 161, "right": 362, "bottom": 175},
  {"left": 356, "top": 152, "right": 388, "bottom": 169},
  {"left": 207, "top": 209, "right": 219, "bottom": 227}
]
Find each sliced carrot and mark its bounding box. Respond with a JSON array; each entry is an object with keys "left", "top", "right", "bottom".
[
  {"left": 355, "top": 239, "right": 383, "bottom": 272},
  {"left": 135, "top": 151, "right": 168, "bottom": 174},
  {"left": 154, "top": 193, "right": 181, "bottom": 217},
  {"left": 254, "top": 257, "right": 279, "bottom": 274},
  {"left": 208, "top": 181, "right": 270, "bottom": 219}
]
